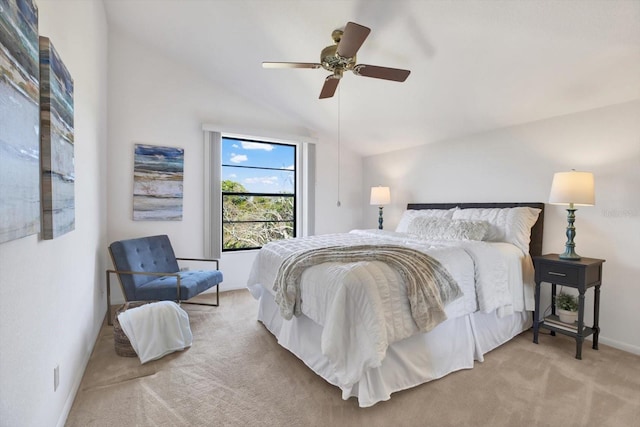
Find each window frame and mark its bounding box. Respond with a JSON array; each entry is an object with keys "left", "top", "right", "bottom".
[
  {"left": 220, "top": 137, "right": 297, "bottom": 252},
  {"left": 203, "top": 125, "right": 315, "bottom": 258}
]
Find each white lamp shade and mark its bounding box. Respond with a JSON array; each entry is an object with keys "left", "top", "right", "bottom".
[
  {"left": 549, "top": 171, "right": 595, "bottom": 206},
  {"left": 370, "top": 186, "right": 390, "bottom": 205}
]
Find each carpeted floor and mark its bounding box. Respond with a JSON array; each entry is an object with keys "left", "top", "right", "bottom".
[{"left": 66, "top": 289, "right": 640, "bottom": 427}]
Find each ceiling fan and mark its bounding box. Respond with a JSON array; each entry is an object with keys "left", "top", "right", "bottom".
[{"left": 263, "top": 22, "right": 411, "bottom": 99}]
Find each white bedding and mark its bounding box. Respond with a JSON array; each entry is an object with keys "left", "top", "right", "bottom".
[
  {"left": 255, "top": 287, "right": 531, "bottom": 407},
  {"left": 247, "top": 229, "right": 534, "bottom": 391}
]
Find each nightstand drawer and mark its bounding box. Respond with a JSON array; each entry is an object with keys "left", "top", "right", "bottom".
[{"left": 539, "top": 264, "right": 579, "bottom": 285}]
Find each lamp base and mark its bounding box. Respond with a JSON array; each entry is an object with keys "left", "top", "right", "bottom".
[
  {"left": 559, "top": 207, "right": 581, "bottom": 260},
  {"left": 559, "top": 248, "right": 581, "bottom": 261}
]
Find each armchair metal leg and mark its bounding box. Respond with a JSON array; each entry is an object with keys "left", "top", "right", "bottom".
[
  {"left": 180, "top": 284, "right": 220, "bottom": 307},
  {"left": 106, "top": 270, "right": 113, "bottom": 326}
]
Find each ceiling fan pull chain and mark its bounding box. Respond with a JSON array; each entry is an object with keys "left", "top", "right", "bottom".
[{"left": 336, "top": 87, "right": 341, "bottom": 208}]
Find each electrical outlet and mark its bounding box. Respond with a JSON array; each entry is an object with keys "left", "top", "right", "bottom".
[{"left": 54, "top": 365, "right": 59, "bottom": 391}]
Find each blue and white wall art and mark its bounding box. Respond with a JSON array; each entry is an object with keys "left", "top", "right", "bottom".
[
  {"left": 0, "top": 0, "right": 40, "bottom": 244},
  {"left": 133, "top": 144, "right": 184, "bottom": 221},
  {"left": 39, "top": 36, "right": 74, "bottom": 239}
]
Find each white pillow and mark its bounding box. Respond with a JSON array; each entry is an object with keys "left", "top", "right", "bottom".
[
  {"left": 395, "top": 208, "right": 457, "bottom": 233},
  {"left": 451, "top": 207, "right": 541, "bottom": 253},
  {"left": 407, "top": 217, "right": 489, "bottom": 241}
]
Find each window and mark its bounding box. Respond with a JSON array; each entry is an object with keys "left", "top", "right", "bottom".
[
  {"left": 221, "top": 137, "right": 296, "bottom": 250},
  {"left": 203, "top": 127, "right": 315, "bottom": 258}
]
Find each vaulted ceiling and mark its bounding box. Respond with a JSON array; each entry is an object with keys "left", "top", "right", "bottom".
[{"left": 103, "top": 0, "right": 640, "bottom": 156}]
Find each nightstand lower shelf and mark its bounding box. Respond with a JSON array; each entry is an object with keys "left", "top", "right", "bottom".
[{"left": 539, "top": 315, "right": 596, "bottom": 339}]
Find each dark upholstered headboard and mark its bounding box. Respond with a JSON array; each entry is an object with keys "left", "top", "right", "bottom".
[{"left": 406, "top": 202, "right": 545, "bottom": 257}]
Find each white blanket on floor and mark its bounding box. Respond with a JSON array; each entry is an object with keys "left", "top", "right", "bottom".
[{"left": 118, "top": 301, "right": 192, "bottom": 364}]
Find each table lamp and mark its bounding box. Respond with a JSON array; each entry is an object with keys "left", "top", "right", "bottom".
[
  {"left": 549, "top": 170, "right": 595, "bottom": 260},
  {"left": 370, "top": 186, "right": 390, "bottom": 230}
]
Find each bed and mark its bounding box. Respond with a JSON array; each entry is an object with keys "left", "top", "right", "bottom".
[{"left": 247, "top": 202, "right": 545, "bottom": 407}]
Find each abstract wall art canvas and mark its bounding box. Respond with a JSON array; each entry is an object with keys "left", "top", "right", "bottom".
[
  {"left": 0, "top": 0, "right": 40, "bottom": 244},
  {"left": 133, "top": 144, "right": 184, "bottom": 221},
  {"left": 39, "top": 36, "right": 74, "bottom": 239}
]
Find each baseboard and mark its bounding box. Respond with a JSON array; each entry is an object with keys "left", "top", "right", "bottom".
[
  {"left": 598, "top": 336, "right": 640, "bottom": 356},
  {"left": 219, "top": 282, "right": 246, "bottom": 292},
  {"left": 55, "top": 312, "right": 105, "bottom": 427}
]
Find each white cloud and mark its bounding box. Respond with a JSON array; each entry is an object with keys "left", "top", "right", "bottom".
[
  {"left": 241, "top": 141, "right": 274, "bottom": 151},
  {"left": 230, "top": 153, "right": 248, "bottom": 163},
  {"left": 228, "top": 173, "right": 237, "bottom": 178},
  {"left": 284, "top": 164, "right": 294, "bottom": 170},
  {"left": 245, "top": 176, "right": 278, "bottom": 185},
  {"left": 232, "top": 144, "right": 239, "bottom": 148}
]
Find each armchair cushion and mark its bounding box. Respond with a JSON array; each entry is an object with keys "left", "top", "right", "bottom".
[{"left": 136, "top": 270, "right": 224, "bottom": 301}]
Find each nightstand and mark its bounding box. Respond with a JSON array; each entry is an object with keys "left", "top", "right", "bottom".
[{"left": 532, "top": 254, "right": 605, "bottom": 359}]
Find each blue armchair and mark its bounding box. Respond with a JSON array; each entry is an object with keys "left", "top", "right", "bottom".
[{"left": 106, "top": 235, "right": 223, "bottom": 325}]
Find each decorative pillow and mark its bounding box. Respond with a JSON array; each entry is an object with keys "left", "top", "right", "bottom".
[
  {"left": 407, "top": 217, "right": 489, "bottom": 241},
  {"left": 395, "top": 208, "right": 457, "bottom": 233},
  {"left": 451, "top": 207, "right": 541, "bottom": 253}
]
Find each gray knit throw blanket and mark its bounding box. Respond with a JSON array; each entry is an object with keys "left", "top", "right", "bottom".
[{"left": 273, "top": 244, "right": 463, "bottom": 333}]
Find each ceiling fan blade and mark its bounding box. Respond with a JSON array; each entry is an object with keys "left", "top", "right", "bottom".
[
  {"left": 319, "top": 75, "right": 340, "bottom": 99},
  {"left": 353, "top": 64, "right": 411, "bottom": 82},
  {"left": 336, "top": 22, "right": 371, "bottom": 58},
  {"left": 262, "top": 62, "right": 322, "bottom": 69}
]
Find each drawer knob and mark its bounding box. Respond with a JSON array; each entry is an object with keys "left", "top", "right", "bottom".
[{"left": 548, "top": 271, "right": 566, "bottom": 277}]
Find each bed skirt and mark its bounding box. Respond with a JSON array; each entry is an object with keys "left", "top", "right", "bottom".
[{"left": 252, "top": 284, "right": 531, "bottom": 407}]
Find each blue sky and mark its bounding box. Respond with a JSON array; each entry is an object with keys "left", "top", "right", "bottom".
[{"left": 221, "top": 137, "right": 295, "bottom": 193}]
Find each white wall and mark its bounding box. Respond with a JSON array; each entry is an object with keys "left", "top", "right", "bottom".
[
  {"left": 363, "top": 100, "right": 640, "bottom": 354},
  {"left": 106, "top": 29, "right": 363, "bottom": 298},
  {"left": 0, "top": 1, "right": 108, "bottom": 426}
]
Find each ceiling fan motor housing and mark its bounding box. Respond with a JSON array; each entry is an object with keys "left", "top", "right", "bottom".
[{"left": 321, "top": 33, "right": 356, "bottom": 75}]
